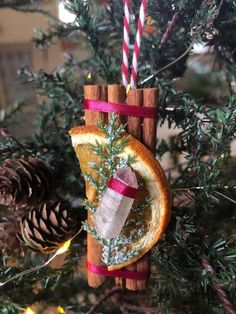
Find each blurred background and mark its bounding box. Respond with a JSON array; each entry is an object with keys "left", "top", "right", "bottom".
[{"left": 0, "top": 2, "right": 88, "bottom": 139}]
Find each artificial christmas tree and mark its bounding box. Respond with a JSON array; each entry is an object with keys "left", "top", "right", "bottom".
[{"left": 0, "top": 0, "right": 235, "bottom": 313}]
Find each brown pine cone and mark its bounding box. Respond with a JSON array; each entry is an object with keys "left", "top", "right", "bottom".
[
  {"left": 0, "top": 157, "right": 54, "bottom": 209},
  {"left": 0, "top": 210, "right": 25, "bottom": 255},
  {"left": 19, "top": 202, "right": 79, "bottom": 253}
]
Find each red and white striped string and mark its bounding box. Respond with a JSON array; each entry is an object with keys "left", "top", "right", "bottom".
[
  {"left": 130, "top": 0, "right": 147, "bottom": 89},
  {"left": 122, "top": 0, "right": 130, "bottom": 87},
  {"left": 122, "top": 0, "right": 148, "bottom": 90}
]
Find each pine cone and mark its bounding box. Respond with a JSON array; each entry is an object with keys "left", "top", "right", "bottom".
[
  {"left": 0, "top": 210, "right": 25, "bottom": 255},
  {"left": 19, "top": 202, "right": 79, "bottom": 253},
  {"left": 0, "top": 157, "right": 54, "bottom": 208}
]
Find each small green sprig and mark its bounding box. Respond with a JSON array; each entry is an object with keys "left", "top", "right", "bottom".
[
  {"left": 83, "top": 199, "right": 97, "bottom": 213},
  {"left": 82, "top": 221, "right": 107, "bottom": 246},
  {"left": 83, "top": 113, "right": 134, "bottom": 200}
]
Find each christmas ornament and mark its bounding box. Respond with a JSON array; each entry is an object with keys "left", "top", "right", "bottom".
[
  {"left": 0, "top": 157, "right": 53, "bottom": 209},
  {"left": 19, "top": 202, "right": 79, "bottom": 253},
  {"left": 70, "top": 0, "right": 171, "bottom": 291},
  {"left": 72, "top": 85, "right": 169, "bottom": 291},
  {"left": 94, "top": 167, "right": 138, "bottom": 240}
]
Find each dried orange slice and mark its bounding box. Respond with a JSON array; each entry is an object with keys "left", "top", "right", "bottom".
[{"left": 70, "top": 125, "right": 170, "bottom": 270}]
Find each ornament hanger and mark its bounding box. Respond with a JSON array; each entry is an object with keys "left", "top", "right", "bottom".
[
  {"left": 83, "top": 1, "right": 152, "bottom": 121},
  {"left": 122, "top": 0, "right": 148, "bottom": 89}
]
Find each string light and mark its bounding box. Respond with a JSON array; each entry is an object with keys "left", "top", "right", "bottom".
[
  {"left": 57, "top": 306, "right": 66, "bottom": 314},
  {"left": 23, "top": 307, "right": 35, "bottom": 314},
  {"left": 0, "top": 240, "right": 72, "bottom": 287},
  {"left": 56, "top": 239, "right": 71, "bottom": 256},
  {"left": 0, "top": 227, "right": 82, "bottom": 287}
]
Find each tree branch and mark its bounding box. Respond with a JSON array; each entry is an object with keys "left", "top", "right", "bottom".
[
  {"left": 0, "top": 0, "right": 35, "bottom": 8},
  {"left": 159, "top": 12, "right": 182, "bottom": 49},
  {"left": 121, "top": 302, "right": 159, "bottom": 313},
  {"left": 202, "top": 258, "right": 236, "bottom": 314},
  {"left": 86, "top": 286, "right": 124, "bottom": 314}
]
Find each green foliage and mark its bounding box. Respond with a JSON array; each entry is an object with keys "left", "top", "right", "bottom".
[{"left": 0, "top": 0, "right": 236, "bottom": 313}]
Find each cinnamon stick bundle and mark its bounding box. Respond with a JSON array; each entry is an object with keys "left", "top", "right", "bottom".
[
  {"left": 83, "top": 85, "right": 158, "bottom": 291},
  {"left": 84, "top": 85, "right": 108, "bottom": 288}
]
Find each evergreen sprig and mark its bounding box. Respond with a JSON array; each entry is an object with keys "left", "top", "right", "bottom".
[{"left": 82, "top": 114, "right": 145, "bottom": 266}]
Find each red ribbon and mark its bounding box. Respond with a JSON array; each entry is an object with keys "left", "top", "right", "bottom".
[
  {"left": 107, "top": 177, "right": 138, "bottom": 199},
  {"left": 87, "top": 261, "right": 150, "bottom": 280},
  {"left": 84, "top": 99, "right": 157, "bottom": 119}
]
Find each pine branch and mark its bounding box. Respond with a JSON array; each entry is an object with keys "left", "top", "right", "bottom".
[
  {"left": 85, "top": 286, "right": 124, "bottom": 314},
  {"left": 83, "top": 173, "right": 103, "bottom": 194},
  {"left": 12, "top": 5, "right": 60, "bottom": 22},
  {"left": 202, "top": 258, "right": 236, "bottom": 314},
  {"left": 83, "top": 199, "right": 98, "bottom": 213},
  {"left": 82, "top": 221, "right": 107, "bottom": 246},
  {"left": 0, "top": 0, "right": 35, "bottom": 7},
  {"left": 159, "top": 12, "right": 182, "bottom": 49},
  {"left": 120, "top": 303, "right": 159, "bottom": 314}
]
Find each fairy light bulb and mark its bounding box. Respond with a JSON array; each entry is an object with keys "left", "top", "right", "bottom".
[
  {"left": 23, "top": 307, "right": 35, "bottom": 314},
  {"left": 57, "top": 306, "right": 66, "bottom": 314},
  {"left": 56, "top": 239, "right": 71, "bottom": 255},
  {"left": 0, "top": 227, "right": 83, "bottom": 287}
]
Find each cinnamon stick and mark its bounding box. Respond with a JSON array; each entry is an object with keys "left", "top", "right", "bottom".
[
  {"left": 107, "top": 84, "right": 126, "bottom": 287},
  {"left": 84, "top": 85, "right": 108, "bottom": 287},
  {"left": 136, "top": 255, "right": 149, "bottom": 290},
  {"left": 125, "top": 89, "right": 143, "bottom": 291},
  {"left": 136, "top": 88, "right": 158, "bottom": 290},
  {"left": 85, "top": 85, "right": 107, "bottom": 126},
  {"left": 127, "top": 89, "right": 142, "bottom": 140},
  {"left": 125, "top": 88, "right": 158, "bottom": 291},
  {"left": 142, "top": 88, "right": 159, "bottom": 153},
  {"left": 107, "top": 84, "right": 126, "bottom": 126}
]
